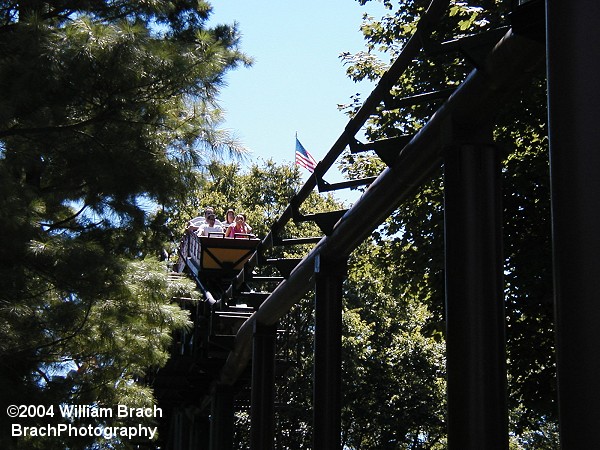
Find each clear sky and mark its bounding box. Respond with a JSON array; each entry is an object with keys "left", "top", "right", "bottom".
[{"left": 208, "top": 0, "right": 386, "bottom": 185}]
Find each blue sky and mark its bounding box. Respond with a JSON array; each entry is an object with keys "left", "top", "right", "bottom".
[{"left": 208, "top": 0, "right": 387, "bottom": 183}]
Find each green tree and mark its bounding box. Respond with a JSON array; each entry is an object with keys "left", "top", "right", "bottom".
[
  {"left": 342, "top": 237, "right": 447, "bottom": 449},
  {"left": 0, "top": 1, "right": 249, "bottom": 448}
]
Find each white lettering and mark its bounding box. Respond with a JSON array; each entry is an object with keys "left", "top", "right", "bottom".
[
  {"left": 12, "top": 424, "right": 22, "bottom": 436},
  {"left": 11, "top": 421, "right": 158, "bottom": 440},
  {"left": 116, "top": 404, "right": 162, "bottom": 418},
  {"left": 59, "top": 404, "right": 74, "bottom": 417},
  {"left": 117, "top": 404, "right": 128, "bottom": 418}
]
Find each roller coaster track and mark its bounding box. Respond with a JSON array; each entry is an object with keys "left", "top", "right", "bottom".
[
  {"left": 156, "top": 0, "right": 562, "bottom": 448},
  {"left": 219, "top": 0, "right": 544, "bottom": 385}
]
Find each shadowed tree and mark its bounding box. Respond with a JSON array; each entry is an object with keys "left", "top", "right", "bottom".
[{"left": 0, "top": 1, "right": 251, "bottom": 448}]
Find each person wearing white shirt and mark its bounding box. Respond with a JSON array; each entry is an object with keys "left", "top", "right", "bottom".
[
  {"left": 187, "top": 206, "right": 223, "bottom": 232},
  {"left": 198, "top": 213, "right": 224, "bottom": 236}
]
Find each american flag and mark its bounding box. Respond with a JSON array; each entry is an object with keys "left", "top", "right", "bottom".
[{"left": 295, "top": 137, "right": 317, "bottom": 173}]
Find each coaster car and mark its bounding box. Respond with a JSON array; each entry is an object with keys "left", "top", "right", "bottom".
[{"left": 198, "top": 233, "right": 260, "bottom": 273}]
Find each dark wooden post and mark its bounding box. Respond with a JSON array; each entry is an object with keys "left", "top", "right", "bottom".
[
  {"left": 313, "top": 254, "right": 347, "bottom": 450},
  {"left": 546, "top": 2, "right": 600, "bottom": 447},
  {"left": 444, "top": 142, "right": 508, "bottom": 450},
  {"left": 209, "top": 384, "right": 234, "bottom": 450},
  {"left": 250, "top": 321, "right": 278, "bottom": 450}
]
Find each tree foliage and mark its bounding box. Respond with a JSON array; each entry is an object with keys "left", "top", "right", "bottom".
[
  {"left": 0, "top": 1, "right": 249, "bottom": 448},
  {"left": 342, "top": 237, "right": 447, "bottom": 449}
]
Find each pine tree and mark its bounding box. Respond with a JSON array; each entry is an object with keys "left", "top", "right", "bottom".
[{"left": 0, "top": 2, "right": 250, "bottom": 448}]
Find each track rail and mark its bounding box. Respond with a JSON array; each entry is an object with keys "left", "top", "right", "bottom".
[{"left": 217, "top": 2, "right": 545, "bottom": 387}]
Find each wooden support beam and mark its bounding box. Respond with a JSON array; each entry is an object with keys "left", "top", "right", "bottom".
[
  {"left": 250, "top": 321, "right": 278, "bottom": 450},
  {"left": 547, "top": 1, "right": 600, "bottom": 447},
  {"left": 444, "top": 142, "right": 507, "bottom": 450},
  {"left": 313, "top": 254, "right": 347, "bottom": 450}
]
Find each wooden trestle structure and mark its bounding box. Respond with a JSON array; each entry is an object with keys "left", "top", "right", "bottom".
[{"left": 151, "top": 1, "right": 600, "bottom": 448}]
